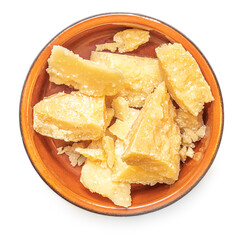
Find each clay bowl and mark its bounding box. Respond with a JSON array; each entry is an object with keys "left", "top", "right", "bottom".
[{"left": 20, "top": 13, "right": 224, "bottom": 216}]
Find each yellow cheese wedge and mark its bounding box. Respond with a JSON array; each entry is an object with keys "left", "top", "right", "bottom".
[
  {"left": 113, "top": 140, "right": 175, "bottom": 185},
  {"left": 90, "top": 51, "right": 164, "bottom": 107},
  {"left": 122, "top": 82, "right": 181, "bottom": 180},
  {"left": 47, "top": 46, "right": 124, "bottom": 96},
  {"left": 80, "top": 160, "right": 131, "bottom": 208},
  {"left": 33, "top": 91, "right": 105, "bottom": 142},
  {"left": 156, "top": 43, "right": 214, "bottom": 116}
]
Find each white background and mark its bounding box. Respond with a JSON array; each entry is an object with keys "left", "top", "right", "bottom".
[{"left": 1, "top": 0, "right": 239, "bottom": 239}]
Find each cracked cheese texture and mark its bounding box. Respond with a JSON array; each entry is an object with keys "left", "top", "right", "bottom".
[
  {"left": 90, "top": 51, "right": 164, "bottom": 107},
  {"left": 80, "top": 160, "right": 131, "bottom": 208},
  {"left": 47, "top": 46, "right": 124, "bottom": 96},
  {"left": 122, "top": 82, "right": 181, "bottom": 180},
  {"left": 33, "top": 91, "right": 105, "bottom": 142},
  {"left": 156, "top": 43, "right": 214, "bottom": 116}
]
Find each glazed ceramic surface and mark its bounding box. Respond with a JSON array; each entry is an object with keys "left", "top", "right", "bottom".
[{"left": 20, "top": 13, "right": 223, "bottom": 216}]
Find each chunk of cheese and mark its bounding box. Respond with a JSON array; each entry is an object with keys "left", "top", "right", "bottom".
[
  {"left": 111, "top": 97, "right": 139, "bottom": 123},
  {"left": 122, "top": 82, "right": 181, "bottom": 180},
  {"left": 47, "top": 46, "right": 124, "bottom": 96},
  {"left": 113, "top": 28, "right": 150, "bottom": 53},
  {"left": 33, "top": 91, "right": 105, "bottom": 142},
  {"left": 156, "top": 43, "right": 214, "bottom": 116},
  {"left": 80, "top": 160, "right": 131, "bottom": 208},
  {"left": 90, "top": 51, "right": 164, "bottom": 107},
  {"left": 113, "top": 140, "right": 175, "bottom": 185},
  {"left": 95, "top": 28, "right": 150, "bottom": 53}
]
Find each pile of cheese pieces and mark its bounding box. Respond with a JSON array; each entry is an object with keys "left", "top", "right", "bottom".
[{"left": 33, "top": 29, "right": 214, "bottom": 208}]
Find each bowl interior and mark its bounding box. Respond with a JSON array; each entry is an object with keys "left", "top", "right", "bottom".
[{"left": 21, "top": 14, "right": 223, "bottom": 215}]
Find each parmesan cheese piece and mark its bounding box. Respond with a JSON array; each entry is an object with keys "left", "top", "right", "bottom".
[{"left": 33, "top": 91, "right": 105, "bottom": 142}]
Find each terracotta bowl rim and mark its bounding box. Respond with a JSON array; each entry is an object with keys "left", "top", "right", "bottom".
[{"left": 19, "top": 12, "right": 224, "bottom": 216}]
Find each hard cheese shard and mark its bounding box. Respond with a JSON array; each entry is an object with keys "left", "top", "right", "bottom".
[
  {"left": 113, "top": 28, "right": 150, "bottom": 53},
  {"left": 95, "top": 28, "right": 150, "bottom": 53},
  {"left": 113, "top": 140, "right": 175, "bottom": 185},
  {"left": 104, "top": 108, "right": 115, "bottom": 129},
  {"left": 90, "top": 51, "right": 164, "bottom": 107},
  {"left": 96, "top": 43, "right": 118, "bottom": 52},
  {"left": 47, "top": 46, "right": 124, "bottom": 96},
  {"left": 122, "top": 82, "right": 181, "bottom": 180},
  {"left": 33, "top": 91, "right": 105, "bottom": 142},
  {"left": 75, "top": 148, "right": 106, "bottom": 161},
  {"left": 108, "top": 97, "right": 140, "bottom": 140},
  {"left": 108, "top": 119, "right": 131, "bottom": 140},
  {"left": 102, "top": 136, "right": 116, "bottom": 168},
  {"left": 57, "top": 142, "right": 87, "bottom": 167},
  {"left": 111, "top": 97, "right": 139, "bottom": 123},
  {"left": 80, "top": 160, "right": 131, "bottom": 208},
  {"left": 156, "top": 43, "right": 214, "bottom": 116}
]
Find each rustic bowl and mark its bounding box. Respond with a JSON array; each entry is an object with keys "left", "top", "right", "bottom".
[{"left": 20, "top": 13, "right": 224, "bottom": 216}]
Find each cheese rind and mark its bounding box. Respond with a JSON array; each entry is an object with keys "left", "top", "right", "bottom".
[
  {"left": 47, "top": 46, "right": 124, "bottom": 96},
  {"left": 33, "top": 91, "right": 105, "bottom": 142}
]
